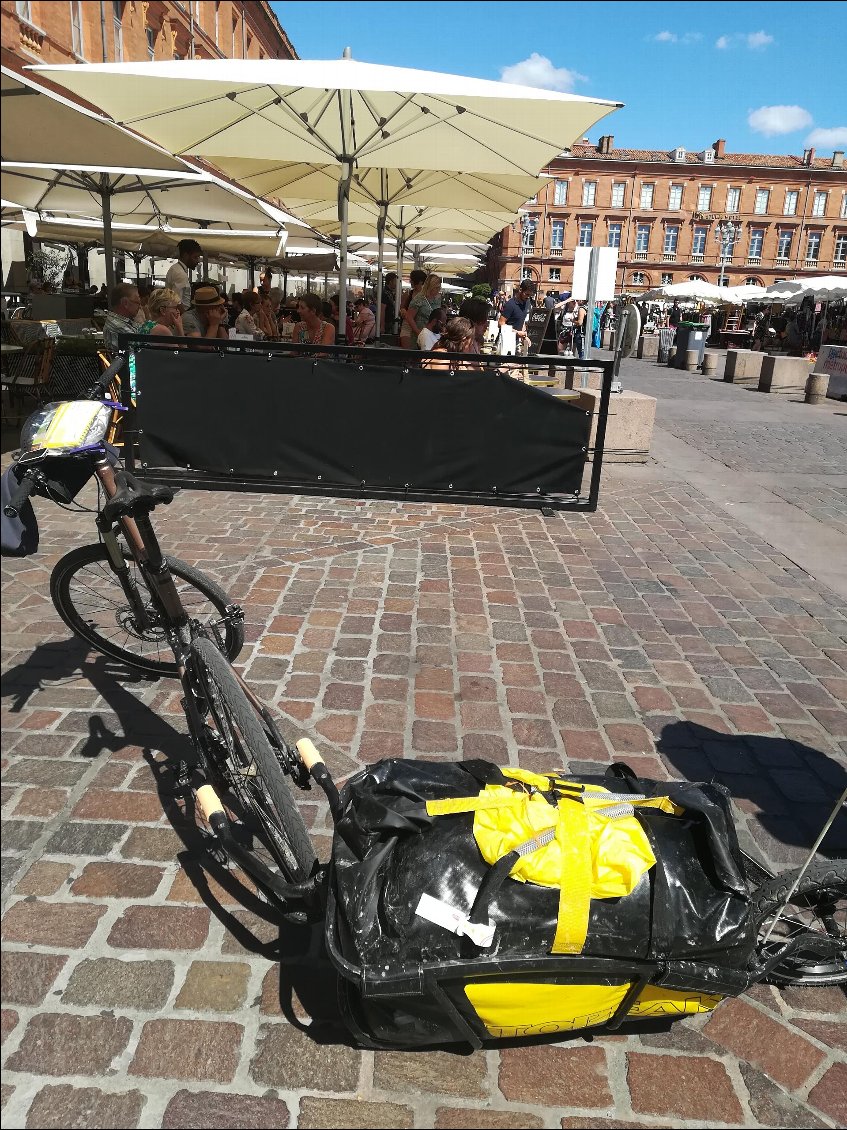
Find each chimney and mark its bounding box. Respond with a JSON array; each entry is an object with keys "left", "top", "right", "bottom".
[
  {"left": 598, "top": 134, "right": 614, "bottom": 154},
  {"left": 803, "top": 147, "right": 816, "bottom": 166},
  {"left": 712, "top": 138, "right": 726, "bottom": 158},
  {"left": 833, "top": 150, "right": 844, "bottom": 168}
]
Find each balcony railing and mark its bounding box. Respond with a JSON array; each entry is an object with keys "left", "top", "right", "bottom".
[
  {"left": 746, "top": 256, "right": 762, "bottom": 266},
  {"left": 634, "top": 250, "right": 648, "bottom": 260},
  {"left": 549, "top": 248, "right": 563, "bottom": 257},
  {"left": 691, "top": 253, "right": 705, "bottom": 263},
  {"left": 803, "top": 258, "right": 820, "bottom": 268},
  {"left": 835, "top": 256, "right": 847, "bottom": 267},
  {"left": 662, "top": 252, "right": 677, "bottom": 262},
  {"left": 774, "top": 257, "right": 790, "bottom": 267}
]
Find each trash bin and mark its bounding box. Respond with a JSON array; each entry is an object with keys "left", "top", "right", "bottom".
[
  {"left": 674, "top": 322, "right": 708, "bottom": 369},
  {"left": 657, "top": 327, "right": 676, "bottom": 364}
]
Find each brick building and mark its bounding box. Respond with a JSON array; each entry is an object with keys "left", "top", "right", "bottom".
[
  {"left": 489, "top": 137, "right": 847, "bottom": 295},
  {"left": 1, "top": 0, "right": 296, "bottom": 68}
]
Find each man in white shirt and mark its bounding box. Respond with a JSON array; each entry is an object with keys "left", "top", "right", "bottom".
[
  {"left": 165, "top": 239, "right": 202, "bottom": 311},
  {"left": 417, "top": 307, "right": 445, "bottom": 350}
]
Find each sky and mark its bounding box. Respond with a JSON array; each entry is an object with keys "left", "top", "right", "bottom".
[{"left": 271, "top": 1, "right": 847, "bottom": 157}]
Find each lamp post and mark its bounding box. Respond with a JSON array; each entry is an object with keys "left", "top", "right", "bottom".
[
  {"left": 714, "top": 219, "right": 742, "bottom": 287},
  {"left": 356, "top": 264, "right": 372, "bottom": 293},
  {"left": 516, "top": 211, "right": 536, "bottom": 291}
]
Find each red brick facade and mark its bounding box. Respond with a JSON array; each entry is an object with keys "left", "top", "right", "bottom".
[
  {"left": 1, "top": 0, "right": 296, "bottom": 68},
  {"left": 490, "top": 137, "right": 847, "bottom": 294}
]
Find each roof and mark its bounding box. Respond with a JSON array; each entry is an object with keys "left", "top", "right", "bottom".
[{"left": 562, "top": 144, "right": 842, "bottom": 171}]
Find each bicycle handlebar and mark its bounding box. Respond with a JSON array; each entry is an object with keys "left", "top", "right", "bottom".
[
  {"left": 4, "top": 470, "right": 37, "bottom": 518},
  {"left": 88, "top": 352, "right": 127, "bottom": 401}
]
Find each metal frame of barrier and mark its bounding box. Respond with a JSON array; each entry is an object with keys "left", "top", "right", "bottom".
[{"left": 117, "top": 335, "right": 614, "bottom": 513}]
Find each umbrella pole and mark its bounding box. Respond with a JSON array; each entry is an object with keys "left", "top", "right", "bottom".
[
  {"left": 374, "top": 177, "right": 388, "bottom": 341},
  {"left": 338, "top": 160, "right": 352, "bottom": 341},
  {"left": 395, "top": 234, "right": 404, "bottom": 328},
  {"left": 100, "top": 176, "right": 115, "bottom": 293}
]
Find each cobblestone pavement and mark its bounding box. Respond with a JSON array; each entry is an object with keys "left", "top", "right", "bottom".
[{"left": 2, "top": 370, "right": 846, "bottom": 1128}]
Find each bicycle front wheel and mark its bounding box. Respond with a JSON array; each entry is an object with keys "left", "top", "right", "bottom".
[
  {"left": 190, "top": 637, "right": 316, "bottom": 890},
  {"left": 752, "top": 860, "right": 846, "bottom": 987},
  {"left": 50, "top": 543, "right": 244, "bottom": 677}
]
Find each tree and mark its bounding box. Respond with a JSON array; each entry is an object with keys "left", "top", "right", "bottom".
[{"left": 471, "top": 283, "right": 491, "bottom": 299}]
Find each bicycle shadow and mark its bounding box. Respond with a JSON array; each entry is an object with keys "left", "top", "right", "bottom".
[{"left": 655, "top": 720, "right": 847, "bottom": 866}]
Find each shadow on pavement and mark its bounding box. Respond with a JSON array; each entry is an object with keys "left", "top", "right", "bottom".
[{"left": 657, "top": 720, "right": 846, "bottom": 858}]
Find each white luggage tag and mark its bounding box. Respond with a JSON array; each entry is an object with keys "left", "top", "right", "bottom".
[{"left": 415, "top": 892, "right": 495, "bottom": 948}]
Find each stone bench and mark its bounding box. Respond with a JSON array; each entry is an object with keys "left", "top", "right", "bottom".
[
  {"left": 562, "top": 365, "right": 605, "bottom": 391},
  {"left": 572, "top": 388, "right": 657, "bottom": 463},
  {"left": 724, "top": 349, "right": 765, "bottom": 385},
  {"left": 637, "top": 334, "right": 660, "bottom": 360},
  {"left": 758, "top": 355, "right": 814, "bottom": 396}
]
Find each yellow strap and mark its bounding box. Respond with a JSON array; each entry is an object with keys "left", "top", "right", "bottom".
[
  {"left": 551, "top": 796, "right": 593, "bottom": 954},
  {"left": 426, "top": 791, "right": 526, "bottom": 817}
]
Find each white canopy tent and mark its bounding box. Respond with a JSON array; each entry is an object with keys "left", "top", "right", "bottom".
[
  {"left": 764, "top": 275, "right": 847, "bottom": 302},
  {"left": 37, "top": 54, "right": 621, "bottom": 338},
  {"left": 641, "top": 279, "right": 727, "bottom": 302}
]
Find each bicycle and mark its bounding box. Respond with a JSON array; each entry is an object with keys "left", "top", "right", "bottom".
[
  {"left": 4, "top": 359, "right": 317, "bottom": 908},
  {"left": 3, "top": 366, "right": 843, "bottom": 1048}
]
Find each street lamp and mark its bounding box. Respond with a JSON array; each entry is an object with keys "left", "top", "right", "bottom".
[
  {"left": 356, "top": 264, "right": 373, "bottom": 289},
  {"left": 714, "top": 219, "right": 742, "bottom": 287},
  {"left": 516, "top": 211, "right": 536, "bottom": 289}
]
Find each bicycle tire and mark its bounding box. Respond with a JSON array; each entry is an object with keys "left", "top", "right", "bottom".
[
  {"left": 50, "top": 543, "right": 244, "bottom": 678},
  {"left": 190, "top": 636, "right": 316, "bottom": 890},
  {"left": 751, "top": 859, "right": 846, "bottom": 987}
]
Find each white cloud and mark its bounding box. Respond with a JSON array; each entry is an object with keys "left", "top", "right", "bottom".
[
  {"left": 716, "top": 31, "right": 775, "bottom": 49},
  {"left": 500, "top": 54, "right": 587, "bottom": 92},
  {"left": 805, "top": 126, "right": 847, "bottom": 150},
  {"left": 747, "top": 30, "right": 774, "bottom": 48},
  {"left": 651, "top": 30, "right": 701, "bottom": 44},
  {"left": 748, "top": 105, "right": 813, "bottom": 136}
]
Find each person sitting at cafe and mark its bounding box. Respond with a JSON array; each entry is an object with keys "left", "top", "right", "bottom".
[
  {"left": 422, "top": 317, "right": 476, "bottom": 371},
  {"left": 292, "top": 293, "right": 335, "bottom": 347},
  {"left": 352, "top": 297, "right": 376, "bottom": 343},
  {"left": 182, "top": 283, "right": 228, "bottom": 341},
  {"left": 138, "top": 288, "right": 183, "bottom": 338},
  {"left": 103, "top": 282, "right": 143, "bottom": 352},
  {"left": 417, "top": 307, "right": 445, "bottom": 351},
  {"left": 458, "top": 297, "right": 490, "bottom": 354},
  {"left": 234, "top": 290, "right": 264, "bottom": 339}
]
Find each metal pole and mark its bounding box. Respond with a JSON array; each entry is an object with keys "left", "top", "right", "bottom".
[
  {"left": 583, "top": 246, "right": 601, "bottom": 361},
  {"left": 100, "top": 176, "right": 115, "bottom": 292},
  {"left": 395, "top": 234, "right": 403, "bottom": 325},
  {"left": 374, "top": 196, "right": 388, "bottom": 341}
]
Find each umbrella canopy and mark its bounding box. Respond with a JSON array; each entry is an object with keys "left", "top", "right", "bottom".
[
  {"left": 764, "top": 275, "right": 847, "bottom": 301},
  {"left": 36, "top": 54, "right": 621, "bottom": 335},
  {"left": 2, "top": 64, "right": 301, "bottom": 288},
  {"left": 299, "top": 201, "right": 511, "bottom": 244},
  {"left": 641, "top": 279, "right": 727, "bottom": 302},
  {"left": 720, "top": 284, "right": 768, "bottom": 303}
]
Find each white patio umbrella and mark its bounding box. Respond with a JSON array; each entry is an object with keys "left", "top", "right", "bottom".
[
  {"left": 36, "top": 54, "right": 621, "bottom": 337},
  {"left": 641, "top": 279, "right": 727, "bottom": 302},
  {"left": 721, "top": 284, "right": 768, "bottom": 303},
  {"left": 1, "top": 65, "right": 302, "bottom": 289},
  {"left": 764, "top": 275, "right": 847, "bottom": 301}
]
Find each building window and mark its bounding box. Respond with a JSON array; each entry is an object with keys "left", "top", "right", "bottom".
[
  {"left": 522, "top": 217, "right": 537, "bottom": 248},
  {"left": 842, "top": 192, "right": 847, "bottom": 219},
  {"left": 16, "top": 1, "right": 32, "bottom": 20},
  {"left": 549, "top": 267, "right": 561, "bottom": 281},
  {"left": 777, "top": 230, "right": 793, "bottom": 259},
  {"left": 692, "top": 226, "right": 708, "bottom": 255},
  {"left": 668, "top": 184, "right": 683, "bottom": 210},
  {"left": 146, "top": 26, "right": 156, "bottom": 59},
  {"left": 607, "top": 222, "right": 622, "bottom": 248},
  {"left": 688, "top": 275, "right": 705, "bottom": 281},
  {"left": 783, "top": 190, "right": 799, "bottom": 215},
  {"left": 640, "top": 183, "right": 655, "bottom": 209},
  {"left": 215, "top": 0, "right": 220, "bottom": 44},
  {"left": 578, "top": 221, "right": 594, "bottom": 246},
  {"left": 661, "top": 272, "right": 673, "bottom": 284},
  {"left": 834, "top": 233, "right": 847, "bottom": 264},
  {"left": 112, "top": 0, "right": 123, "bottom": 61},
  {"left": 611, "top": 182, "right": 626, "bottom": 208},
  {"left": 754, "top": 189, "right": 770, "bottom": 214},
  {"left": 553, "top": 179, "right": 568, "bottom": 206},
  {"left": 812, "top": 191, "right": 828, "bottom": 217},
  {"left": 521, "top": 266, "right": 533, "bottom": 280},
  {"left": 663, "top": 224, "right": 680, "bottom": 254},
  {"left": 748, "top": 229, "right": 764, "bottom": 258},
  {"left": 725, "top": 186, "right": 741, "bottom": 213},
  {"left": 630, "top": 271, "right": 647, "bottom": 285},
  {"left": 635, "top": 223, "right": 650, "bottom": 253},
  {"left": 744, "top": 277, "right": 762, "bottom": 286},
  {"left": 69, "top": 1, "right": 85, "bottom": 56},
  {"left": 550, "top": 220, "right": 565, "bottom": 250},
  {"left": 582, "top": 181, "right": 597, "bottom": 207},
  {"left": 805, "top": 231, "right": 821, "bottom": 262},
  {"left": 526, "top": 194, "right": 538, "bottom": 205},
  {"left": 697, "top": 185, "right": 713, "bottom": 211},
  {"left": 232, "top": 17, "right": 238, "bottom": 56}
]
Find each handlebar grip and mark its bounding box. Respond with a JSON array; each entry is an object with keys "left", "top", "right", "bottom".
[
  {"left": 4, "top": 472, "right": 36, "bottom": 519},
  {"left": 89, "top": 352, "right": 127, "bottom": 400},
  {"left": 296, "top": 738, "right": 324, "bottom": 770},
  {"left": 196, "top": 784, "right": 225, "bottom": 820}
]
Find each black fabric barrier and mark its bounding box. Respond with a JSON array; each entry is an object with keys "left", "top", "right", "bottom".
[{"left": 134, "top": 351, "right": 591, "bottom": 499}]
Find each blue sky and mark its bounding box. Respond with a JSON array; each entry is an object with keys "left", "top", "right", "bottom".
[{"left": 271, "top": 1, "right": 847, "bottom": 156}]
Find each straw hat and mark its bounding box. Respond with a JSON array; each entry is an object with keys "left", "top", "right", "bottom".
[{"left": 193, "top": 284, "right": 225, "bottom": 307}]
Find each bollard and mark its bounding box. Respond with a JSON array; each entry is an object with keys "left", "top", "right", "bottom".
[
  {"left": 701, "top": 352, "right": 718, "bottom": 376},
  {"left": 805, "top": 371, "right": 830, "bottom": 405},
  {"left": 684, "top": 348, "right": 699, "bottom": 373},
  {"left": 667, "top": 347, "right": 677, "bottom": 367}
]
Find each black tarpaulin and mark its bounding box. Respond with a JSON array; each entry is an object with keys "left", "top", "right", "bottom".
[{"left": 134, "top": 351, "right": 590, "bottom": 498}]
